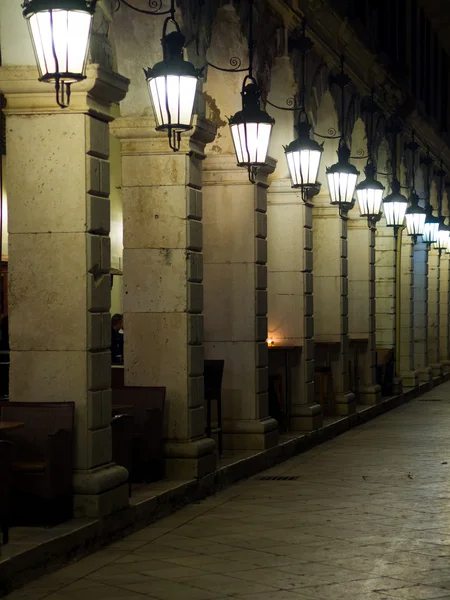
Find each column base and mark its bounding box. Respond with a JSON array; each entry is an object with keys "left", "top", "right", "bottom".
[
  {"left": 73, "top": 463, "right": 129, "bottom": 518},
  {"left": 165, "top": 437, "right": 217, "bottom": 480},
  {"left": 222, "top": 417, "right": 279, "bottom": 451},
  {"left": 418, "top": 367, "right": 433, "bottom": 385},
  {"left": 358, "top": 385, "right": 382, "bottom": 406},
  {"left": 400, "top": 370, "right": 419, "bottom": 387},
  {"left": 442, "top": 360, "right": 450, "bottom": 374},
  {"left": 429, "top": 363, "right": 444, "bottom": 377},
  {"left": 392, "top": 377, "right": 403, "bottom": 395},
  {"left": 290, "top": 403, "right": 323, "bottom": 431},
  {"left": 334, "top": 392, "right": 356, "bottom": 416}
]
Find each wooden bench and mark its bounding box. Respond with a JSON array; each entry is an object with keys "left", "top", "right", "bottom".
[
  {"left": 111, "top": 387, "right": 165, "bottom": 483},
  {"left": 0, "top": 401, "right": 75, "bottom": 526}
]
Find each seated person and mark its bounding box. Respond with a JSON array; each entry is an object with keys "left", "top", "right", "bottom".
[{"left": 111, "top": 314, "right": 124, "bottom": 365}]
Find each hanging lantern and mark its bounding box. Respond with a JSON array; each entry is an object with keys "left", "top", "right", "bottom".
[
  {"left": 145, "top": 26, "right": 199, "bottom": 152},
  {"left": 355, "top": 162, "right": 385, "bottom": 218},
  {"left": 229, "top": 80, "right": 275, "bottom": 170},
  {"left": 422, "top": 205, "right": 440, "bottom": 244},
  {"left": 23, "top": 0, "right": 96, "bottom": 107},
  {"left": 285, "top": 120, "right": 323, "bottom": 193},
  {"left": 382, "top": 179, "right": 408, "bottom": 228},
  {"left": 434, "top": 218, "right": 450, "bottom": 250},
  {"left": 405, "top": 191, "right": 426, "bottom": 237},
  {"left": 327, "top": 139, "right": 360, "bottom": 206}
]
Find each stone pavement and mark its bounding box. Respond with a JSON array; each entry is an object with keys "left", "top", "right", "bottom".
[{"left": 8, "top": 381, "right": 450, "bottom": 600}]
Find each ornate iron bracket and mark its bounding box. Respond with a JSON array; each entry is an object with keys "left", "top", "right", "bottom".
[
  {"left": 207, "top": 57, "right": 249, "bottom": 73},
  {"left": 115, "top": 0, "right": 171, "bottom": 15}
]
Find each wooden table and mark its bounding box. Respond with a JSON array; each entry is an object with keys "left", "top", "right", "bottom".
[
  {"left": 0, "top": 421, "right": 24, "bottom": 432},
  {"left": 112, "top": 405, "right": 133, "bottom": 413},
  {"left": 268, "top": 346, "right": 301, "bottom": 431}
]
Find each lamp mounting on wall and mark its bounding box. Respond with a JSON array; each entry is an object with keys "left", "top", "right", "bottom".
[
  {"left": 143, "top": 1, "right": 201, "bottom": 152},
  {"left": 22, "top": 0, "right": 97, "bottom": 108},
  {"left": 266, "top": 20, "right": 323, "bottom": 200},
  {"left": 382, "top": 115, "right": 407, "bottom": 235},
  {"left": 326, "top": 56, "right": 360, "bottom": 215},
  {"left": 404, "top": 132, "right": 426, "bottom": 243},
  {"left": 421, "top": 149, "right": 439, "bottom": 245},
  {"left": 228, "top": 0, "right": 275, "bottom": 184},
  {"left": 434, "top": 161, "right": 449, "bottom": 254},
  {"left": 355, "top": 93, "right": 385, "bottom": 228}
]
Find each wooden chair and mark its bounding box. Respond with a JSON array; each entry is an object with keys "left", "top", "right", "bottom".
[
  {"left": 111, "top": 414, "right": 134, "bottom": 496},
  {"left": 204, "top": 360, "right": 224, "bottom": 457},
  {"left": 0, "top": 401, "right": 74, "bottom": 526},
  {"left": 111, "top": 387, "right": 166, "bottom": 483},
  {"left": 314, "top": 367, "right": 335, "bottom": 417},
  {"left": 0, "top": 440, "right": 13, "bottom": 544}
]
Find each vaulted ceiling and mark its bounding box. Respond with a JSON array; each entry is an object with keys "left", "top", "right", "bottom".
[{"left": 420, "top": 0, "right": 450, "bottom": 54}]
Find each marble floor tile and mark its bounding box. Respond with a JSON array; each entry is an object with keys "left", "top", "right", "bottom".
[{"left": 12, "top": 384, "right": 450, "bottom": 599}]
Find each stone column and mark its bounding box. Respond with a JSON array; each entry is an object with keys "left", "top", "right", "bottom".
[
  {"left": 202, "top": 155, "right": 279, "bottom": 450},
  {"left": 399, "top": 233, "right": 419, "bottom": 387},
  {"left": 440, "top": 253, "right": 450, "bottom": 371},
  {"left": 313, "top": 197, "right": 355, "bottom": 416},
  {"left": 266, "top": 179, "right": 321, "bottom": 431},
  {"left": 427, "top": 248, "right": 443, "bottom": 376},
  {"left": 347, "top": 220, "right": 380, "bottom": 404},
  {"left": 0, "top": 65, "right": 130, "bottom": 517},
  {"left": 111, "top": 116, "right": 217, "bottom": 480},
  {"left": 413, "top": 241, "right": 432, "bottom": 383},
  {"left": 375, "top": 227, "right": 396, "bottom": 343}
]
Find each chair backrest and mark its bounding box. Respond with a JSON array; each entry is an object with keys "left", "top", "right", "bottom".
[
  {"left": 111, "top": 387, "right": 166, "bottom": 435},
  {"left": 111, "top": 414, "right": 134, "bottom": 476},
  {"left": 111, "top": 366, "right": 125, "bottom": 389},
  {"left": 0, "top": 440, "right": 12, "bottom": 514},
  {"left": 204, "top": 360, "right": 224, "bottom": 400},
  {"left": 0, "top": 402, "right": 75, "bottom": 461}
]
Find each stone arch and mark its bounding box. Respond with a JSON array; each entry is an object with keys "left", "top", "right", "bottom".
[
  {"left": 201, "top": 3, "right": 249, "bottom": 156},
  {"left": 347, "top": 117, "right": 368, "bottom": 220},
  {"left": 314, "top": 90, "right": 340, "bottom": 192}
]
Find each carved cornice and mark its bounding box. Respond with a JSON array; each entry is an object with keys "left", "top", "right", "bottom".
[
  {"left": 0, "top": 65, "right": 129, "bottom": 121},
  {"left": 111, "top": 115, "right": 217, "bottom": 159},
  {"left": 266, "top": 0, "right": 449, "bottom": 170}
]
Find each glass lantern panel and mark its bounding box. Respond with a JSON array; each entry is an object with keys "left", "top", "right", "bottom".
[
  {"left": 230, "top": 122, "right": 272, "bottom": 165},
  {"left": 422, "top": 222, "right": 440, "bottom": 244},
  {"left": 327, "top": 172, "right": 358, "bottom": 205},
  {"left": 357, "top": 188, "right": 383, "bottom": 217},
  {"left": 433, "top": 229, "right": 450, "bottom": 250},
  {"left": 405, "top": 213, "right": 426, "bottom": 236},
  {"left": 29, "top": 9, "right": 92, "bottom": 81},
  {"left": 286, "top": 149, "right": 321, "bottom": 187},
  {"left": 383, "top": 201, "right": 407, "bottom": 227},
  {"left": 149, "top": 75, "right": 197, "bottom": 130}
]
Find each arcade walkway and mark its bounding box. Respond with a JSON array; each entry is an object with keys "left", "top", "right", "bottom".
[{"left": 9, "top": 381, "right": 450, "bottom": 600}]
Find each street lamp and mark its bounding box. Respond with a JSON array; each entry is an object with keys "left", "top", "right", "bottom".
[
  {"left": 356, "top": 162, "right": 385, "bottom": 223},
  {"left": 230, "top": 80, "right": 274, "bottom": 176},
  {"left": 327, "top": 139, "right": 360, "bottom": 207},
  {"left": 383, "top": 179, "right": 408, "bottom": 228},
  {"left": 229, "top": 0, "right": 274, "bottom": 182},
  {"left": 145, "top": 23, "right": 199, "bottom": 152},
  {"left": 422, "top": 205, "right": 440, "bottom": 244},
  {"left": 285, "top": 119, "right": 323, "bottom": 196},
  {"left": 405, "top": 191, "right": 426, "bottom": 239},
  {"left": 22, "top": 0, "right": 96, "bottom": 108},
  {"left": 434, "top": 218, "right": 450, "bottom": 251}
]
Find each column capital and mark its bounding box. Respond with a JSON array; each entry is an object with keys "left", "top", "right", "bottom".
[
  {"left": 203, "top": 154, "right": 276, "bottom": 186},
  {"left": 111, "top": 115, "right": 216, "bottom": 158},
  {"left": 0, "top": 64, "right": 129, "bottom": 121}
]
